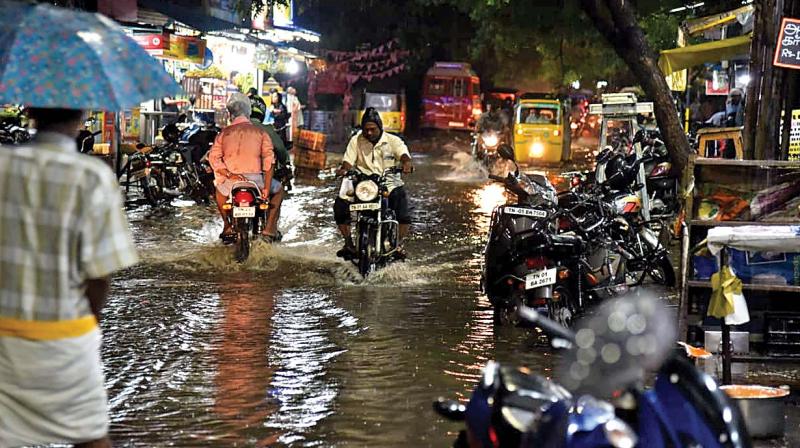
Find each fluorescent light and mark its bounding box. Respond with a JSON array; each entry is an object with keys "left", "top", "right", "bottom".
[{"left": 669, "top": 2, "right": 705, "bottom": 13}]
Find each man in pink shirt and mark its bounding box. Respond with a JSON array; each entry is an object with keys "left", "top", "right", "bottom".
[{"left": 209, "top": 93, "right": 276, "bottom": 241}]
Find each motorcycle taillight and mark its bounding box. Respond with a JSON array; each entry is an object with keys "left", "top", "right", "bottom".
[
  {"left": 525, "top": 256, "right": 549, "bottom": 270},
  {"left": 233, "top": 190, "right": 255, "bottom": 206}
]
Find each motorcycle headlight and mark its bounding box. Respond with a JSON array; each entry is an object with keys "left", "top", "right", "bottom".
[
  {"left": 482, "top": 133, "right": 499, "bottom": 148},
  {"left": 355, "top": 180, "right": 379, "bottom": 202},
  {"left": 530, "top": 142, "right": 545, "bottom": 158}
]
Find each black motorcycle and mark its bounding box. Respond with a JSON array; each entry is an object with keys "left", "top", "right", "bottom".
[
  {"left": 472, "top": 128, "right": 507, "bottom": 168},
  {"left": 482, "top": 145, "right": 584, "bottom": 326},
  {"left": 225, "top": 180, "right": 268, "bottom": 263},
  {"left": 340, "top": 167, "right": 407, "bottom": 278}
]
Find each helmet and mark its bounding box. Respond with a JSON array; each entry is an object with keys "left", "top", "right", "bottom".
[{"left": 161, "top": 123, "right": 180, "bottom": 143}]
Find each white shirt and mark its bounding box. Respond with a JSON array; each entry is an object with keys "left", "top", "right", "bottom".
[{"left": 342, "top": 131, "right": 410, "bottom": 192}]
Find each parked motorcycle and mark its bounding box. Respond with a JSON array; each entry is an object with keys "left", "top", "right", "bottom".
[
  {"left": 224, "top": 180, "right": 269, "bottom": 263},
  {"left": 340, "top": 166, "right": 408, "bottom": 277},
  {"left": 482, "top": 145, "right": 583, "bottom": 326},
  {"left": 433, "top": 293, "right": 751, "bottom": 448},
  {"left": 0, "top": 106, "right": 32, "bottom": 145},
  {"left": 638, "top": 131, "right": 679, "bottom": 219}
]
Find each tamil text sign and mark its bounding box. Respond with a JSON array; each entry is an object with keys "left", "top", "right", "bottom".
[{"left": 774, "top": 17, "right": 800, "bottom": 69}]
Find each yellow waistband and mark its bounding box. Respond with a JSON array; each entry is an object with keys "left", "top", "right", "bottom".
[{"left": 0, "top": 315, "right": 98, "bottom": 340}]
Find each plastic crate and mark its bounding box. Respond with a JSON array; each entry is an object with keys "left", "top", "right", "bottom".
[{"left": 764, "top": 313, "right": 800, "bottom": 357}]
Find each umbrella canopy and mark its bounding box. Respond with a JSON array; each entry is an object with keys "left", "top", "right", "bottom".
[{"left": 0, "top": 1, "right": 181, "bottom": 110}]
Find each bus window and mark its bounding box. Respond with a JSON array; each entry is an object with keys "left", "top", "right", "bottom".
[
  {"left": 427, "top": 78, "right": 451, "bottom": 96},
  {"left": 453, "top": 79, "right": 465, "bottom": 97},
  {"left": 471, "top": 80, "right": 480, "bottom": 97}
]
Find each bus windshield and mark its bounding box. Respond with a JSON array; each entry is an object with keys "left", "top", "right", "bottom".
[{"left": 426, "top": 78, "right": 451, "bottom": 96}]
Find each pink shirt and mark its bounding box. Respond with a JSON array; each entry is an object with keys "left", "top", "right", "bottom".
[{"left": 208, "top": 116, "right": 274, "bottom": 183}]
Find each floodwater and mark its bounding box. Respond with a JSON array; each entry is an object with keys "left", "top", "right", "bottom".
[{"left": 101, "top": 141, "right": 798, "bottom": 447}]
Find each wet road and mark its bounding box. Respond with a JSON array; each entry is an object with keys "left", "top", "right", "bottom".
[
  {"left": 104, "top": 142, "right": 799, "bottom": 447},
  {"left": 105, "top": 147, "right": 560, "bottom": 446}
]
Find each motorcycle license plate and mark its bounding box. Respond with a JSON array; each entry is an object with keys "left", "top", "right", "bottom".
[
  {"left": 525, "top": 268, "right": 557, "bottom": 290},
  {"left": 233, "top": 207, "right": 256, "bottom": 218},
  {"left": 350, "top": 202, "right": 381, "bottom": 211},
  {"left": 505, "top": 207, "right": 548, "bottom": 218}
]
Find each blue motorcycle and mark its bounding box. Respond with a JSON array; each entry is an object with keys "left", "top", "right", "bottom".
[{"left": 433, "top": 293, "right": 751, "bottom": 448}]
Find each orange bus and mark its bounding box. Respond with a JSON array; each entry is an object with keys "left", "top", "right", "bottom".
[{"left": 421, "top": 62, "right": 481, "bottom": 130}]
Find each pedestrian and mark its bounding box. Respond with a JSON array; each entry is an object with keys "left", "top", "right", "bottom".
[
  {"left": 270, "top": 90, "right": 290, "bottom": 144},
  {"left": 209, "top": 93, "right": 278, "bottom": 242},
  {"left": 285, "top": 86, "right": 304, "bottom": 146},
  {"left": 725, "top": 88, "right": 744, "bottom": 127},
  {"left": 0, "top": 107, "right": 138, "bottom": 448},
  {"left": 246, "top": 87, "right": 267, "bottom": 123}
]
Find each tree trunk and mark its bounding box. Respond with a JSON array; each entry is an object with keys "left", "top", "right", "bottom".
[
  {"left": 743, "top": 0, "right": 766, "bottom": 158},
  {"left": 580, "top": 0, "right": 691, "bottom": 175},
  {"left": 754, "top": 0, "right": 783, "bottom": 160}
]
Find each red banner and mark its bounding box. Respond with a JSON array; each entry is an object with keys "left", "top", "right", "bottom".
[{"left": 132, "top": 34, "right": 166, "bottom": 51}]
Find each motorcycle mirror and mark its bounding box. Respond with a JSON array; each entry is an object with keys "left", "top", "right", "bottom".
[{"left": 497, "top": 144, "right": 515, "bottom": 162}]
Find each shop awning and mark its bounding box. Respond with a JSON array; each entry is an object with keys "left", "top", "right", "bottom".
[{"left": 659, "top": 34, "right": 752, "bottom": 76}]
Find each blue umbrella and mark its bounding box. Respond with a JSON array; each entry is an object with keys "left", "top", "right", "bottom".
[{"left": 0, "top": 1, "right": 181, "bottom": 110}]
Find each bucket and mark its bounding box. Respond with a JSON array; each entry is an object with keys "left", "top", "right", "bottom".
[{"left": 720, "top": 385, "right": 789, "bottom": 438}]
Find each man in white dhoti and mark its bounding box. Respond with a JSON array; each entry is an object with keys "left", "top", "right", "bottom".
[{"left": 0, "top": 107, "right": 138, "bottom": 448}]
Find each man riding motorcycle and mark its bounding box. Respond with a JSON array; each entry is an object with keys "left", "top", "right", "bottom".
[
  {"left": 209, "top": 93, "right": 280, "bottom": 243},
  {"left": 334, "top": 108, "right": 413, "bottom": 259},
  {"left": 250, "top": 110, "right": 291, "bottom": 242},
  {"left": 476, "top": 103, "right": 511, "bottom": 143},
  {"left": 247, "top": 87, "right": 268, "bottom": 123}
]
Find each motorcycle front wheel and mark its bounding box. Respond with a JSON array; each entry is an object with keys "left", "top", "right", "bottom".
[{"left": 357, "top": 224, "right": 376, "bottom": 278}]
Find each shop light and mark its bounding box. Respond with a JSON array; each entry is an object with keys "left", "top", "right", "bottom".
[
  {"left": 287, "top": 59, "right": 300, "bottom": 74},
  {"left": 737, "top": 74, "right": 751, "bottom": 87},
  {"left": 597, "top": 80, "right": 608, "bottom": 89},
  {"left": 669, "top": 2, "right": 704, "bottom": 13},
  {"left": 571, "top": 80, "right": 581, "bottom": 90}
]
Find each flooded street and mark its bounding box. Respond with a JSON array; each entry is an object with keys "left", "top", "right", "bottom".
[
  {"left": 101, "top": 141, "right": 800, "bottom": 447},
  {"left": 104, "top": 145, "right": 559, "bottom": 447}
]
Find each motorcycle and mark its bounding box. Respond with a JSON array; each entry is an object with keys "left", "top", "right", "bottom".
[
  {"left": 0, "top": 106, "right": 32, "bottom": 145},
  {"left": 340, "top": 166, "right": 408, "bottom": 278},
  {"left": 433, "top": 293, "right": 751, "bottom": 448},
  {"left": 639, "top": 132, "right": 679, "bottom": 219},
  {"left": 472, "top": 129, "right": 506, "bottom": 168},
  {"left": 482, "top": 145, "right": 584, "bottom": 326},
  {"left": 224, "top": 180, "right": 269, "bottom": 263}
]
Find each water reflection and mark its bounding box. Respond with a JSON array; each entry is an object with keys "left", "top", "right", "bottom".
[{"left": 213, "top": 281, "right": 280, "bottom": 446}]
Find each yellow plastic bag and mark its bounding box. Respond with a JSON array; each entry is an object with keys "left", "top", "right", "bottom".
[{"left": 708, "top": 266, "right": 743, "bottom": 319}]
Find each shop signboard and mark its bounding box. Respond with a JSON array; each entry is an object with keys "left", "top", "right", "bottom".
[
  {"left": 774, "top": 17, "right": 800, "bottom": 69},
  {"left": 132, "top": 34, "right": 166, "bottom": 54},
  {"left": 789, "top": 109, "right": 800, "bottom": 161},
  {"left": 204, "top": 0, "right": 250, "bottom": 27},
  {"left": 252, "top": 0, "right": 293, "bottom": 30},
  {"left": 705, "top": 70, "right": 730, "bottom": 95},
  {"left": 162, "top": 35, "right": 206, "bottom": 65}
]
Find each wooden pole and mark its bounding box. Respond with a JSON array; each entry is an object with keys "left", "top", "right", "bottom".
[
  {"left": 744, "top": 0, "right": 766, "bottom": 159},
  {"left": 754, "top": 0, "right": 781, "bottom": 160}
]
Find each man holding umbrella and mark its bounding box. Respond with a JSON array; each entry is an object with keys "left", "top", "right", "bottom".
[{"left": 0, "top": 3, "right": 181, "bottom": 447}]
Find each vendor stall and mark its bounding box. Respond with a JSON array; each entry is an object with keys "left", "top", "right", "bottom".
[{"left": 679, "top": 156, "right": 800, "bottom": 384}]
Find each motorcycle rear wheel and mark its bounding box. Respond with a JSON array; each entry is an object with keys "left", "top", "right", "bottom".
[
  {"left": 648, "top": 254, "right": 676, "bottom": 287},
  {"left": 140, "top": 175, "right": 165, "bottom": 207},
  {"left": 548, "top": 286, "right": 575, "bottom": 329}
]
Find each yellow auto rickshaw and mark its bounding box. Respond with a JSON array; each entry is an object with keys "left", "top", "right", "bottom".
[
  {"left": 513, "top": 96, "right": 571, "bottom": 164},
  {"left": 356, "top": 90, "right": 406, "bottom": 134}
]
